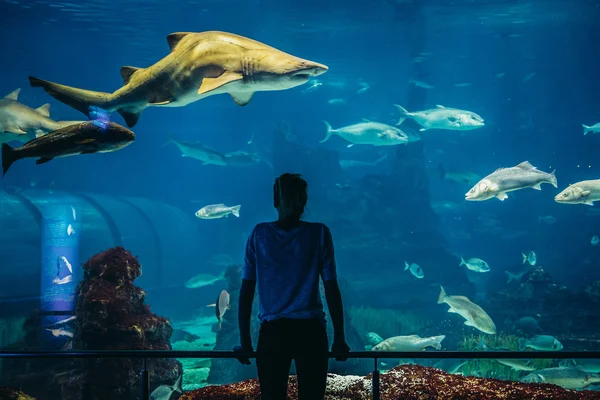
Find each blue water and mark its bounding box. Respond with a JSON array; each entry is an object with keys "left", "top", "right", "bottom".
[{"left": 2, "top": 0, "right": 600, "bottom": 394}]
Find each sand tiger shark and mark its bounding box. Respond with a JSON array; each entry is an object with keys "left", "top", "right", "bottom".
[
  {"left": 29, "top": 31, "right": 329, "bottom": 128},
  {"left": 0, "top": 88, "right": 81, "bottom": 144}
]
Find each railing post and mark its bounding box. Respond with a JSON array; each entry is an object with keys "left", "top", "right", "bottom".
[
  {"left": 141, "top": 357, "right": 149, "bottom": 400},
  {"left": 372, "top": 357, "right": 380, "bottom": 400}
]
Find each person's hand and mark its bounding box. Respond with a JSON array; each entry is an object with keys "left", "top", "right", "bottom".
[
  {"left": 332, "top": 339, "right": 350, "bottom": 362},
  {"left": 233, "top": 344, "right": 253, "bottom": 365}
]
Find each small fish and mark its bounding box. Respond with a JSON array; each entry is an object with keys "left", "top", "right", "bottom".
[
  {"left": 518, "top": 335, "right": 563, "bottom": 351},
  {"left": 538, "top": 215, "right": 557, "bottom": 225},
  {"left": 372, "top": 334, "right": 445, "bottom": 351},
  {"left": 321, "top": 121, "right": 408, "bottom": 147},
  {"left": 195, "top": 203, "right": 241, "bottom": 219},
  {"left": 57, "top": 255, "right": 73, "bottom": 275},
  {"left": 522, "top": 251, "right": 536, "bottom": 266},
  {"left": 327, "top": 98, "right": 347, "bottom": 105},
  {"left": 356, "top": 82, "right": 370, "bottom": 94},
  {"left": 164, "top": 136, "right": 228, "bottom": 166},
  {"left": 523, "top": 72, "right": 536, "bottom": 82},
  {"left": 46, "top": 328, "right": 74, "bottom": 338},
  {"left": 301, "top": 80, "right": 323, "bottom": 94},
  {"left": 495, "top": 72, "right": 506, "bottom": 78},
  {"left": 515, "top": 316, "right": 540, "bottom": 334},
  {"left": 496, "top": 359, "right": 536, "bottom": 371},
  {"left": 409, "top": 78, "right": 435, "bottom": 89},
  {"left": 583, "top": 122, "right": 600, "bottom": 135},
  {"left": 466, "top": 161, "right": 557, "bottom": 202},
  {"left": 592, "top": 236, "right": 599, "bottom": 246},
  {"left": 53, "top": 275, "right": 73, "bottom": 285},
  {"left": 438, "top": 286, "right": 496, "bottom": 334},
  {"left": 223, "top": 151, "right": 260, "bottom": 167},
  {"left": 1, "top": 121, "right": 135, "bottom": 176},
  {"left": 185, "top": 272, "right": 225, "bottom": 289},
  {"left": 555, "top": 180, "right": 600, "bottom": 206},
  {"left": 453, "top": 82, "right": 472, "bottom": 88},
  {"left": 522, "top": 367, "right": 600, "bottom": 390},
  {"left": 207, "top": 289, "right": 230, "bottom": 330},
  {"left": 505, "top": 270, "right": 528, "bottom": 283},
  {"left": 71, "top": 206, "right": 77, "bottom": 220},
  {"left": 434, "top": 359, "right": 467, "bottom": 374},
  {"left": 460, "top": 257, "right": 490, "bottom": 273},
  {"left": 150, "top": 375, "right": 183, "bottom": 400},
  {"left": 394, "top": 104, "right": 484, "bottom": 132},
  {"left": 67, "top": 224, "right": 75, "bottom": 236},
  {"left": 404, "top": 261, "right": 424, "bottom": 279},
  {"left": 339, "top": 153, "right": 388, "bottom": 170}
]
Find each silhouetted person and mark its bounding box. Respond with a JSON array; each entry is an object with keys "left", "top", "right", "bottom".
[{"left": 234, "top": 173, "right": 350, "bottom": 400}]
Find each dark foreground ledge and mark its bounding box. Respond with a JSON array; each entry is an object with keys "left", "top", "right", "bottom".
[{"left": 184, "top": 364, "right": 600, "bottom": 400}]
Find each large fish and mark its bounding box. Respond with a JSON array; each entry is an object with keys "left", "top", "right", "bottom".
[
  {"left": 437, "top": 286, "right": 496, "bottom": 334},
  {"left": 0, "top": 88, "right": 80, "bottom": 143},
  {"left": 165, "top": 137, "right": 228, "bottom": 166},
  {"left": 555, "top": 180, "right": 600, "bottom": 206},
  {"left": 29, "top": 31, "right": 328, "bottom": 127},
  {"left": 320, "top": 121, "right": 408, "bottom": 147},
  {"left": 223, "top": 151, "right": 261, "bottom": 167},
  {"left": 394, "top": 104, "right": 484, "bottom": 131},
  {"left": 1, "top": 121, "right": 134, "bottom": 176},
  {"left": 522, "top": 367, "right": 600, "bottom": 390},
  {"left": 372, "top": 334, "right": 446, "bottom": 351},
  {"left": 465, "top": 161, "right": 557, "bottom": 201},
  {"left": 195, "top": 203, "right": 241, "bottom": 219}
]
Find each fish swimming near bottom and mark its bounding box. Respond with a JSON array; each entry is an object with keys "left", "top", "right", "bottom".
[
  {"left": 437, "top": 286, "right": 496, "bottom": 334},
  {"left": 1, "top": 121, "right": 135, "bottom": 176},
  {"left": 519, "top": 335, "right": 563, "bottom": 351},
  {"left": 555, "top": 180, "right": 600, "bottom": 206},
  {"left": 496, "top": 359, "right": 537, "bottom": 371},
  {"left": 505, "top": 270, "right": 528, "bottom": 283},
  {"left": 522, "top": 367, "right": 600, "bottom": 389},
  {"left": 434, "top": 359, "right": 467, "bottom": 374},
  {"left": 150, "top": 375, "right": 183, "bottom": 400},
  {"left": 465, "top": 161, "right": 557, "bottom": 201},
  {"left": 372, "top": 334, "right": 446, "bottom": 351}
]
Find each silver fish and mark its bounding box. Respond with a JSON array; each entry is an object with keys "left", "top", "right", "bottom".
[
  {"left": 195, "top": 203, "right": 241, "bottom": 219},
  {"left": 320, "top": 121, "right": 408, "bottom": 147},
  {"left": 150, "top": 375, "right": 183, "bottom": 400},
  {"left": 459, "top": 257, "right": 490, "bottom": 273},
  {"left": 555, "top": 180, "right": 600, "bottom": 206},
  {"left": 395, "top": 104, "right": 484, "bottom": 132},
  {"left": 165, "top": 137, "right": 228, "bottom": 166},
  {"left": 522, "top": 367, "right": 600, "bottom": 389},
  {"left": 372, "top": 334, "right": 445, "bottom": 351},
  {"left": 404, "top": 261, "right": 424, "bottom": 279},
  {"left": 437, "top": 286, "right": 496, "bottom": 334},
  {"left": 185, "top": 272, "right": 225, "bottom": 289},
  {"left": 466, "top": 161, "right": 557, "bottom": 202},
  {"left": 207, "top": 289, "right": 230, "bottom": 330},
  {"left": 522, "top": 251, "right": 536, "bottom": 266},
  {"left": 518, "top": 335, "right": 563, "bottom": 351}
]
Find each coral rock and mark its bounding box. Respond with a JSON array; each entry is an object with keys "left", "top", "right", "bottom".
[
  {"left": 0, "top": 388, "right": 37, "bottom": 399},
  {"left": 182, "top": 364, "right": 600, "bottom": 400}
]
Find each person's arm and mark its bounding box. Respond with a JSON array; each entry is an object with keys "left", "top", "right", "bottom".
[{"left": 321, "top": 225, "right": 350, "bottom": 360}]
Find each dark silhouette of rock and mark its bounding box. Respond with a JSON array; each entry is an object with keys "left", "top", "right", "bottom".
[{"left": 0, "top": 387, "right": 37, "bottom": 399}]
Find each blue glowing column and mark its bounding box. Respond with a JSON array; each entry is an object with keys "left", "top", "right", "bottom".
[{"left": 40, "top": 202, "right": 79, "bottom": 349}]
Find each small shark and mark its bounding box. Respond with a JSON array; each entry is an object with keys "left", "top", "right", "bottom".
[
  {"left": 0, "top": 88, "right": 80, "bottom": 144},
  {"left": 164, "top": 136, "right": 228, "bottom": 166},
  {"left": 29, "top": 31, "right": 328, "bottom": 127}
]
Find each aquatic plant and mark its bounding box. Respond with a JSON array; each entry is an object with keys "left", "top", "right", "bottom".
[
  {"left": 348, "top": 306, "right": 432, "bottom": 343},
  {"left": 459, "top": 334, "right": 555, "bottom": 381}
]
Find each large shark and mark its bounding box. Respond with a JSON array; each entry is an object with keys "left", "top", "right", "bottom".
[
  {"left": 0, "top": 88, "right": 80, "bottom": 144},
  {"left": 29, "top": 31, "right": 328, "bottom": 128}
]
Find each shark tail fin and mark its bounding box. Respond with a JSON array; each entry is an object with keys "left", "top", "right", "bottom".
[
  {"left": 1, "top": 143, "right": 19, "bottom": 177},
  {"left": 518, "top": 338, "right": 527, "bottom": 351},
  {"left": 320, "top": 121, "right": 335, "bottom": 143},
  {"left": 404, "top": 261, "right": 410, "bottom": 271},
  {"left": 437, "top": 286, "right": 447, "bottom": 304},
  {"left": 173, "top": 375, "right": 183, "bottom": 394},
  {"left": 29, "top": 76, "right": 113, "bottom": 120},
  {"left": 459, "top": 257, "right": 466, "bottom": 267},
  {"left": 429, "top": 335, "right": 446, "bottom": 350},
  {"left": 583, "top": 124, "right": 590, "bottom": 135},
  {"left": 231, "top": 205, "right": 241, "bottom": 218},
  {"left": 394, "top": 104, "right": 410, "bottom": 125},
  {"left": 162, "top": 134, "right": 175, "bottom": 148},
  {"left": 522, "top": 253, "right": 527, "bottom": 264}
]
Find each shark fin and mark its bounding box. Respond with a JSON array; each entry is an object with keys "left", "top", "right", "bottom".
[
  {"left": 36, "top": 103, "right": 51, "bottom": 117},
  {"left": 166, "top": 32, "right": 193, "bottom": 52},
  {"left": 36, "top": 157, "right": 53, "bottom": 165},
  {"left": 229, "top": 92, "right": 254, "bottom": 106},
  {"left": 4, "top": 89, "right": 20, "bottom": 100},
  {"left": 120, "top": 66, "right": 143, "bottom": 85},
  {"left": 117, "top": 109, "right": 142, "bottom": 128},
  {"left": 198, "top": 72, "right": 243, "bottom": 96}
]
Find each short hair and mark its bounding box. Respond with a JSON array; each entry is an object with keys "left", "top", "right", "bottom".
[{"left": 273, "top": 173, "right": 308, "bottom": 220}]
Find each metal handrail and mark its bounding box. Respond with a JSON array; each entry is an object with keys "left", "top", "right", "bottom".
[{"left": 1, "top": 350, "right": 598, "bottom": 400}]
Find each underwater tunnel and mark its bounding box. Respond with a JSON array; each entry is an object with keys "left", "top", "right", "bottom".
[{"left": 0, "top": 189, "right": 197, "bottom": 314}]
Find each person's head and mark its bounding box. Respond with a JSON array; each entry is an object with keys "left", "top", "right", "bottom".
[{"left": 273, "top": 173, "right": 308, "bottom": 221}]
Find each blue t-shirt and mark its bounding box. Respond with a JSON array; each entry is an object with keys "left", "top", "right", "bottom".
[{"left": 242, "top": 221, "right": 337, "bottom": 324}]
